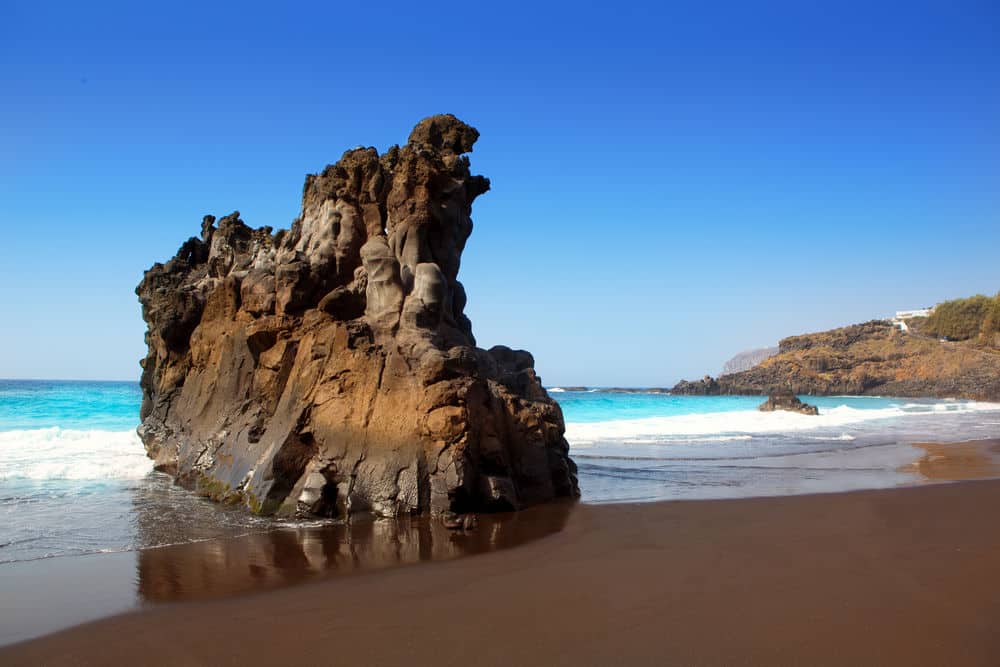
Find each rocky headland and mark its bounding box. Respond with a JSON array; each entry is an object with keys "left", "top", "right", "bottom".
[
  {"left": 674, "top": 320, "right": 1000, "bottom": 400},
  {"left": 136, "top": 115, "right": 578, "bottom": 520}
]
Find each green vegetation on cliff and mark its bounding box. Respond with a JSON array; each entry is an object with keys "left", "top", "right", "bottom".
[{"left": 918, "top": 293, "right": 1000, "bottom": 343}]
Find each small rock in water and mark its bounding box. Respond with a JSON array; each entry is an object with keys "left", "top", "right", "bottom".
[{"left": 758, "top": 392, "right": 819, "bottom": 415}]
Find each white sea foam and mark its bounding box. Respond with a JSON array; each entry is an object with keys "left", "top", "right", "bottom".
[
  {"left": 564, "top": 401, "right": 1000, "bottom": 446},
  {"left": 0, "top": 428, "right": 151, "bottom": 481},
  {"left": 548, "top": 387, "right": 566, "bottom": 393},
  {"left": 609, "top": 434, "right": 754, "bottom": 445}
]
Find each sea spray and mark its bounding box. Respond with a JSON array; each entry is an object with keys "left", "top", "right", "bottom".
[
  {"left": 564, "top": 400, "right": 999, "bottom": 445},
  {"left": 0, "top": 428, "right": 151, "bottom": 481}
]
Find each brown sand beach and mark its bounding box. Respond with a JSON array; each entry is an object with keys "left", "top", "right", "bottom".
[{"left": 3, "top": 442, "right": 1000, "bottom": 666}]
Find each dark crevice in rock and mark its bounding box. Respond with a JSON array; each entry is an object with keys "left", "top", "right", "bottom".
[{"left": 264, "top": 431, "right": 317, "bottom": 513}]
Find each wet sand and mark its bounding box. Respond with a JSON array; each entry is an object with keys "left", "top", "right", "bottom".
[
  {"left": 905, "top": 438, "right": 1000, "bottom": 480},
  {"left": 0, "top": 503, "right": 575, "bottom": 646},
  {"left": 5, "top": 475, "right": 1000, "bottom": 665}
]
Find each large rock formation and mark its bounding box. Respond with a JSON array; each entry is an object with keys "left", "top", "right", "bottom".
[
  {"left": 673, "top": 320, "right": 1000, "bottom": 400},
  {"left": 136, "top": 115, "right": 578, "bottom": 519}
]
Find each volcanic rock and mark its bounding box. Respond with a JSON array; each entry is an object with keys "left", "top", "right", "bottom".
[
  {"left": 136, "top": 115, "right": 578, "bottom": 519},
  {"left": 758, "top": 393, "right": 819, "bottom": 415},
  {"left": 670, "top": 375, "right": 721, "bottom": 395}
]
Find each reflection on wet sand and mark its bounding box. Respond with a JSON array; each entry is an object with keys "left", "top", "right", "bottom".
[
  {"left": 136, "top": 501, "right": 575, "bottom": 603},
  {"left": 903, "top": 439, "right": 1000, "bottom": 481}
]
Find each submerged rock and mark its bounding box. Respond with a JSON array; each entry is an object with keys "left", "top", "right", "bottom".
[
  {"left": 758, "top": 393, "right": 819, "bottom": 416},
  {"left": 136, "top": 115, "right": 579, "bottom": 519}
]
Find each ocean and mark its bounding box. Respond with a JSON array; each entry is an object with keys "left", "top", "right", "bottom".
[
  {"left": 0, "top": 380, "right": 287, "bottom": 566},
  {"left": 557, "top": 390, "right": 1000, "bottom": 502},
  {"left": 3, "top": 380, "right": 1000, "bottom": 566}
]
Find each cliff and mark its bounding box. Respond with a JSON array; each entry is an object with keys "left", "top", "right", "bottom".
[
  {"left": 673, "top": 320, "right": 1000, "bottom": 400},
  {"left": 136, "top": 115, "right": 578, "bottom": 520}
]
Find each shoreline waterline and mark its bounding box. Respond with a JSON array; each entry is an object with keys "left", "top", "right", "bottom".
[
  {"left": 3, "top": 380, "right": 1000, "bottom": 648},
  {"left": 2, "top": 438, "right": 1000, "bottom": 648},
  {"left": 5, "top": 476, "right": 1000, "bottom": 665},
  {"left": 4, "top": 385, "right": 1000, "bottom": 565},
  {"left": 0, "top": 500, "right": 577, "bottom": 646}
]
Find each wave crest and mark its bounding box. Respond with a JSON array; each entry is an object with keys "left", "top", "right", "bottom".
[
  {"left": 564, "top": 401, "right": 999, "bottom": 446},
  {"left": 0, "top": 427, "right": 151, "bottom": 481}
]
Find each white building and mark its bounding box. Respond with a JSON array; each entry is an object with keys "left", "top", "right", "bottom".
[
  {"left": 895, "top": 309, "right": 933, "bottom": 320},
  {"left": 892, "top": 308, "right": 933, "bottom": 332}
]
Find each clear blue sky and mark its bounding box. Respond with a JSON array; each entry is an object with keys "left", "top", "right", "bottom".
[{"left": 1, "top": 1, "right": 998, "bottom": 385}]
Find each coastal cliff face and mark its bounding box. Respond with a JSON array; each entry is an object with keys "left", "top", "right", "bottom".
[
  {"left": 674, "top": 320, "right": 1000, "bottom": 400},
  {"left": 136, "top": 115, "right": 578, "bottom": 519}
]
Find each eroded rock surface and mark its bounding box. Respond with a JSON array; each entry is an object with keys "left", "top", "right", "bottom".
[{"left": 137, "top": 115, "right": 578, "bottom": 518}]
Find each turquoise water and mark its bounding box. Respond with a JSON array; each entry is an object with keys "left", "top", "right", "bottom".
[
  {"left": 0, "top": 380, "right": 281, "bottom": 566},
  {"left": 555, "top": 391, "right": 901, "bottom": 423},
  {"left": 556, "top": 390, "right": 1000, "bottom": 504},
  {"left": 2, "top": 381, "right": 1000, "bottom": 565},
  {"left": 0, "top": 380, "right": 141, "bottom": 431}
]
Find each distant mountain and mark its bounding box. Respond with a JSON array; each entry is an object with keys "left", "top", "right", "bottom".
[{"left": 721, "top": 347, "right": 779, "bottom": 376}]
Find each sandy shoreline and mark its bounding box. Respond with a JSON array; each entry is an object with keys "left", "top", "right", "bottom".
[
  {"left": 5, "top": 457, "right": 1000, "bottom": 665},
  {"left": 905, "top": 438, "right": 1000, "bottom": 480}
]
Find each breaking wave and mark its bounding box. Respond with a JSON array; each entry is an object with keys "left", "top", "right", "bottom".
[
  {"left": 565, "top": 401, "right": 1000, "bottom": 446},
  {"left": 0, "top": 428, "right": 151, "bottom": 481}
]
